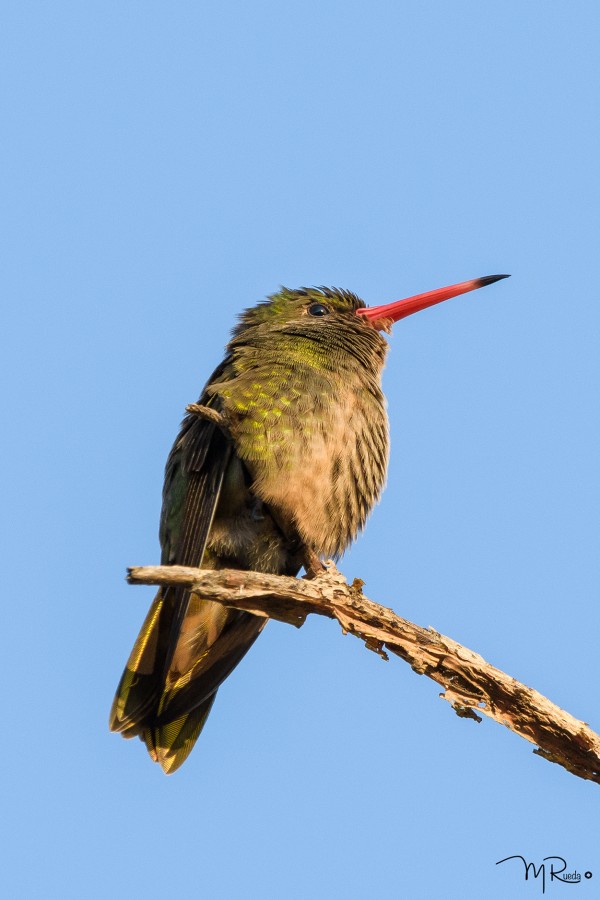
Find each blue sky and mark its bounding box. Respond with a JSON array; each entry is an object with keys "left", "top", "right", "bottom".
[{"left": 3, "top": 2, "right": 599, "bottom": 898}]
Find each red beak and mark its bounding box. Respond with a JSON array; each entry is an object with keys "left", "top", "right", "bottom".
[{"left": 356, "top": 274, "right": 509, "bottom": 328}]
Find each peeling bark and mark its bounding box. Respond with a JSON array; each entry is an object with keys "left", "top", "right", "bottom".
[{"left": 127, "top": 563, "right": 600, "bottom": 786}]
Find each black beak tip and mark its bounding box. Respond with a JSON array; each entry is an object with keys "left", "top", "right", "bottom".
[{"left": 478, "top": 274, "right": 511, "bottom": 287}]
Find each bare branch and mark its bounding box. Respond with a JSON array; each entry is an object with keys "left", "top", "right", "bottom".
[
  {"left": 127, "top": 563, "right": 600, "bottom": 786},
  {"left": 186, "top": 403, "right": 227, "bottom": 428}
]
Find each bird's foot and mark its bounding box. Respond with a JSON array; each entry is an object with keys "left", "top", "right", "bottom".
[
  {"left": 302, "top": 547, "right": 327, "bottom": 579},
  {"left": 313, "top": 559, "right": 345, "bottom": 584},
  {"left": 301, "top": 552, "right": 344, "bottom": 582}
]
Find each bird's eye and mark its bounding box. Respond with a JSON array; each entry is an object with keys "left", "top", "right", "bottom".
[{"left": 308, "top": 303, "right": 330, "bottom": 317}]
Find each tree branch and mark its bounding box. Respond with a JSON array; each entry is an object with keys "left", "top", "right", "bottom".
[
  {"left": 185, "top": 403, "right": 228, "bottom": 429},
  {"left": 127, "top": 564, "right": 600, "bottom": 786}
]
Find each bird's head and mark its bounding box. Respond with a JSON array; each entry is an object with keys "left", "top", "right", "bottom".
[
  {"left": 233, "top": 274, "right": 509, "bottom": 340},
  {"left": 228, "top": 275, "right": 509, "bottom": 375}
]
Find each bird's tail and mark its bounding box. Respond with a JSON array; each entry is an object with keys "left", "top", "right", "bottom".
[
  {"left": 142, "top": 692, "right": 217, "bottom": 774},
  {"left": 110, "top": 587, "right": 266, "bottom": 773}
]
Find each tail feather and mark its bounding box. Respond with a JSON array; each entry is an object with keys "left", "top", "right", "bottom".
[
  {"left": 109, "top": 590, "right": 166, "bottom": 735},
  {"left": 110, "top": 589, "right": 266, "bottom": 771},
  {"left": 144, "top": 693, "right": 217, "bottom": 774}
]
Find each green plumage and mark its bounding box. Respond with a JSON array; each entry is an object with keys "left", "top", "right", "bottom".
[{"left": 110, "top": 287, "right": 390, "bottom": 772}]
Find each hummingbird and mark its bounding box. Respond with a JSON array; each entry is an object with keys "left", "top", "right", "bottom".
[{"left": 110, "top": 273, "right": 508, "bottom": 773}]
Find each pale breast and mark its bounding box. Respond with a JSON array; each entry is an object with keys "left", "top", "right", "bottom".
[{"left": 244, "top": 384, "right": 389, "bottom": 558}]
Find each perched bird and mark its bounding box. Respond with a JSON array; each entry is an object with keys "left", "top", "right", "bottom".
[{"left": 110, "top": 274, "right": 508, "bottom": 773}]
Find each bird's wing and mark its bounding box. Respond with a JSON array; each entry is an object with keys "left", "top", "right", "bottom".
[{"left": 110, "top": 383, "right": 232, "bottom": 736}]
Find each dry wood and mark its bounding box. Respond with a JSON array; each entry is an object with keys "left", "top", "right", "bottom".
[
  {"left": 127, "top": 563, "right": 600, "bottom": 786},
  {"left": 185, "top": 403, "right": 227, "bottom": 428}
]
